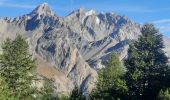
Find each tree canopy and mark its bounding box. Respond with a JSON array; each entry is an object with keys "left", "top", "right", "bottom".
[
  {"left": 91, "top": 53, "right": 127, "bottom": 100},
  {"left": 125, "top": 24, "right": 170, "bottom": 100},
  {"left": 0, "top": 35, "right": 36, "bottom": 99}
]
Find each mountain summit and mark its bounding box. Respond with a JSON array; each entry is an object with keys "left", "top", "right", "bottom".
[
  {"left": 0, "top": 3, "right": 142, "bottom": 93},
  {"left": 30, "top": 3, "right": 55, "bottom": 16},
  {"left": 1, "top": 3, "right": 170, "bottom": 94}
]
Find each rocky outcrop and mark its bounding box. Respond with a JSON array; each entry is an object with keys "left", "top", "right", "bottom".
[{"left": 0, "top": 3, "right": 161, "bottom": 93}]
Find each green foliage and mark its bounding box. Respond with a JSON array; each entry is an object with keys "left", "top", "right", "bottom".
[
  {"left": 125, "top": 24, "right": 170, "bottom": 100},
  {"left": 91, "top": 53, "right": 127, "bottom": 100},
  {"left": 38, "top": 79, "right": 58, "bottom": 100},
  {"left": 157, "top": 88, "right": 170, "bottom": 100},
  {"left": 59, "top": 94, "right": 69, "bottom": 100},
  {"left": 0, "top": 35, "right": 36, "bottom": 99},
  {"left": 70, "top": 85, "right": 85, "bottom": 100},
  {"left": 0, "top": 76, "right": 11, "bottom": 100},
  {"left": 0, "top": 24, "right": 170, "bottom": 100}
]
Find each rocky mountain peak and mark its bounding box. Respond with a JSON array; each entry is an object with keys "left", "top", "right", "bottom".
[
  {"left": 78, "top": 7, "right": 85, "bottom": 13},
  {"left": 30, "top": 2, "right": 55, "bottom": 16},
  {"left": 70, "top": 8, "right": 96, "bottom": 16},
  {"left": 85, "top": 9, "right": 96, "bottom": 16},
  {"left": 68, "top": 7, "right": 85, "bottom": 16},
  {"left": 0, "top": 4, "right": 152, "bottom": 94}
]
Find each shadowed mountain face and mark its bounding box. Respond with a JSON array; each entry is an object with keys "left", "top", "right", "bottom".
[{"left": 0, "top": 3, "right": 168, "bottom": 93}]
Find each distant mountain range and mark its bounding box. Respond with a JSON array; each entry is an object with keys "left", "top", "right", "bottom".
[{"left": 0, "top": 3, "right": 169, "bottom": 94}]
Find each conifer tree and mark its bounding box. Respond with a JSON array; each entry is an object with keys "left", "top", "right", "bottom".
[
  {"left": 92, "top": 53, "right": 127, "bottom": 100},
  {"left": 125, "top": 24, "right": 170, "bottom": 100},
  {"left": 0, "top": 35, "right": 36, "bottom": 99}
]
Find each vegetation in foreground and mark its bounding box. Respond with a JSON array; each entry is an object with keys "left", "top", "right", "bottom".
[
  {"left": 91, "top": 24, "right": 170, "bottom": 100},
  {"left": 0, "top": 24, "right": 170, "bottom": 100}
]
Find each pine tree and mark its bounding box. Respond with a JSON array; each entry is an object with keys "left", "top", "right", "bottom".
[
  {"left": 38, "top": 79, "right": 58, "bottom": 100},
  {"left": 125, "top": 24, "right": 170, "bottom": 100},
  {"left": 91, "top": 53, "right": 127, "bottom": 100},
  {"left": 0, "top": 35, "right": 36, "bottom": 99},
  {"left": 157, "top": 88, "right": 170, "bottom": 100},
  {"left": 70, "top": 85, "right": 85, "bottom": 100}
]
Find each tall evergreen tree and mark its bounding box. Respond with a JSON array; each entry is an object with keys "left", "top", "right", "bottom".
[
  {"left": 125, "top": 24, "right": 170, "bottom": 100},
  {"left": 91, "top": 53, "right": 127, "bottom": 100},
  {"left": 0, "top": 35, "right": 36, "bottom": 99}
]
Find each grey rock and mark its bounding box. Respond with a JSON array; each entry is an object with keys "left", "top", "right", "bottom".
[{"left": 0, "top": 3, "right": 168, "bottom": 94}]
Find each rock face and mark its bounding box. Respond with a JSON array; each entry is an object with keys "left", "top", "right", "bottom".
[
  {"left": 0, "top": 3, "right": 152, "bottom": 93},
  {"left": 163, "top": 37, "right": 170, "bottom": 58}
]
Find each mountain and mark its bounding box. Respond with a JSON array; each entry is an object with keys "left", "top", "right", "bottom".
[{"left": 0, "top": 3, "right": 168, "bottom": 94}]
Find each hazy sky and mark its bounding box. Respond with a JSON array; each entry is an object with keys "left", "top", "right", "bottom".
[{"left": 0, "top": 0, "right": 170, "bottom": 37}]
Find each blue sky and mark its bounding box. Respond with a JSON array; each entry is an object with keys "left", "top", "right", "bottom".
[{"left": 0, "top": 0, "right": 170, "bottom": 37}]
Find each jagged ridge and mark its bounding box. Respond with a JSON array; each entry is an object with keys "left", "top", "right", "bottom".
[{"left": 1, "top": 3, "right": 168, "bottom": 94}]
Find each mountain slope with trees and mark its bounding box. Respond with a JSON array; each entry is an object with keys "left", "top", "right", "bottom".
[{"left": 0, "top": 3, "right": 170, "bottom": 96}]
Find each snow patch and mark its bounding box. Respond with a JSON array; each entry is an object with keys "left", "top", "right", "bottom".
[
  {"left": 85, "top": 9, "right": 96, "bottom": 16},
  {"left": 95, "top": 17, "right": 100, "bottom": 25},
  {"left": 82, "top": 9, "right": 96, "bottom": 24},
  {"left": 82, "top": 16, "right": 86, "bottom": 24}
]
